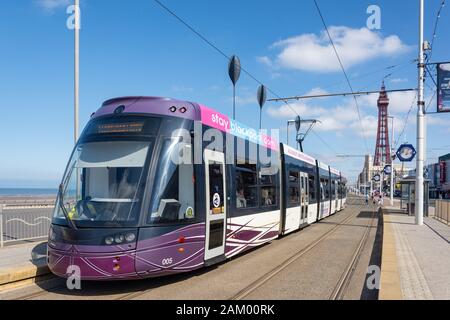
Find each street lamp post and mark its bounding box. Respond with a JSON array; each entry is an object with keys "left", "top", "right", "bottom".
[{"left": 74, "top": 0, "right": 80, "bottom": 145}]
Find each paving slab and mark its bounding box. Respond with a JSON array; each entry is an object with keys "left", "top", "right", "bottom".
[
  {"left": 384, "top": 213, "right": 450, "bottom": 300},
  {"left": 0, "top": 241, "right": 49, "bottom": 289}
]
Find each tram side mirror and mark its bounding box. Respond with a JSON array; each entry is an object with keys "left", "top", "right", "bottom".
[{"left": 157, "top": 199, "right": 181, "bottom": 221}]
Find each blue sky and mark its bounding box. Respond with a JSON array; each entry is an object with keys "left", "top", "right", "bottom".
[{"left": 0, "top": 0, "right": 449, "bottom": 187}]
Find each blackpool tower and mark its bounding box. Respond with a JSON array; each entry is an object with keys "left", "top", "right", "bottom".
[{"left": 373, "top": 82, "right": 392, "bottom": 166}]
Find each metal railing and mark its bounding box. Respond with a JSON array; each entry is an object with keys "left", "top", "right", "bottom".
[
  {"left": 435, "top": 200, "right": 450, "bottom": 225},
  {"left": 0, "top": 199, "right": 55, "bottom": 206},
  {"left": 0, "top": 204, "right": 53, "bottom": 247}
]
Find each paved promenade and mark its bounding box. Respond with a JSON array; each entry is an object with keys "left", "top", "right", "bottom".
[
  {"left": 381, "top": 210, "right": 450, "bottom": 300},
  {"left": 0, "top": 241, "right": 48, "bottom": 291},
  {"left": 0, "top": 198, "right": 382, "bottom": 300}
]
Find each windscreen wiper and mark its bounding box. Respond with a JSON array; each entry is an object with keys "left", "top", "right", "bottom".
[{"left": 58, "top": 184, "right": 78, "bottom": 230}]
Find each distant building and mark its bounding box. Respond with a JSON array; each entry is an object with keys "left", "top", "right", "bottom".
[
  {"left": 406, "top": 153, "right": 450, "bottom": 199},
  {"left": 357, "top": 154, "right": 409, "bottom": 194},
  {"left": 439, "top": 153, "right": 450, "bottom": 198}
]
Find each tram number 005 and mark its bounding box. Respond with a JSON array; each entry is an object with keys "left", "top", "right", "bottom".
[{"left": 162, "top": 258, "right": 173, "bottom": 266}]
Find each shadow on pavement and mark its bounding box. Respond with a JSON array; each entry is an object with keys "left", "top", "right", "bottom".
[
  {"left": 33, "top": 262, "right": 228, "bottom": 298},
  {"left": 32, "top": 242, "right": 273, "bottom": 298},
  {"left": 360, "top": 210, "right": 382, "bottom": 300},
  {"left": 30, "top": 242, "right": 47, "bottom": 266}
]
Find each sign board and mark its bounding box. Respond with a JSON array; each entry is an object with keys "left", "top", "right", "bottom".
[
  {"left": 396, "top": 144, "right": 417, "bottom": 162},
  {"left": 438, "top": 63, "right": 450, "bottom": 113},
  {"left": 372, "top": 174, "right": 381, "bottom": 182},
  {"left": 384, "top": 165, "right": 392, "bottom": 175},
  {"left": 424, "top": 166, "right": 429, "bottom": 179}
]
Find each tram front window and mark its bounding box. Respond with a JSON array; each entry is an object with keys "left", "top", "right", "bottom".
[
  {"left": 148, "top": 138, "right": 195, "bottom": 224},
  {"left": 54, "top": 140, "right": 151, "bottom": 227}
]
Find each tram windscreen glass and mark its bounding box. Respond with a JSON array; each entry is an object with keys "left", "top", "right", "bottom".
[
  {"left": 148, "top": 138, "right": 195, "bottom": 224},
  {"left": 53, "top": 140, "right": 152, "bottom": 227}
]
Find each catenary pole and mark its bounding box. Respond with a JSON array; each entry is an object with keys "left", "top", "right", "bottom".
[
  {"left": 389, "top": 116, "right": 395, "bottom": 206},
  {"left": 416, "top": 0, "right": 425, "bottom": 226}
]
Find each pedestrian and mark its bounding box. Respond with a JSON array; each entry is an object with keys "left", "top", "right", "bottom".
[
  {"left": 365, "top": 193, "right": 369, "bottom": 206},
  {"left": 378, "top": 194, "right": 383, "bottom": 206}
]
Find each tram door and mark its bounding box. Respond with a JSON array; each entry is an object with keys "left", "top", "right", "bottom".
[
  {"left": 204, "top": 150, "right": 227, "bottom": 262},
  {"left": 300, "top": 172, "right": 309, "bottom": 226}
]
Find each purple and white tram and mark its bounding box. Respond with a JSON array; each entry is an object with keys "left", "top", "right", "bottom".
[{"left": 47, "top": 97, "right": 347, "bottom": 280}]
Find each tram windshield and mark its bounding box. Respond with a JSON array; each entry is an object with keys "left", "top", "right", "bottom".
[{"left": 53, "top": 140, "right": 152, "bottom": 228}]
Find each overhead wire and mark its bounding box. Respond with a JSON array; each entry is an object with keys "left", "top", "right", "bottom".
[
  {"left": 152, "top": 0, "right": 338, "bottom": 155},
  {"left": 312, "top": 0, "right": 370, "bottom": 155}
]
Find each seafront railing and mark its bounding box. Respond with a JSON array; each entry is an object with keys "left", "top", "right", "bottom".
[
  {"left": 0, "top": 203, "right": 54, "bottom": 248},
  {"left": 435, "top": 200, "right": 450, "bottom": 226}
]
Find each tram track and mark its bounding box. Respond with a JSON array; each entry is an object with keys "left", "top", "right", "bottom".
[
  {"left": 11, "top": 278, "right": 63, "bottom": 300},
  {"left": 119, "top": 202, "right": 366, "bottom": 301},
  {"left": 329, "top": 206, "right": 377, "bottom": 300},
  {"left": 9, "top": 199, "right": 373, "bottom": 301},
  {"left": 230, "top": 203, "right": 369, "bottom": 300}
]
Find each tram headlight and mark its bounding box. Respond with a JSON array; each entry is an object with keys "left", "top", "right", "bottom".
[
  {"left": 105, "top": 236, "right": 114, "bottom": 245},
  {"left": 104, "top": 233, "right": 136, "bottom": 245},
  {"left": 114, "top": 234, "right": 125, "bottom": 244},
  {"left": 125, "top": 233, "right": 136, "bottom": 242}
]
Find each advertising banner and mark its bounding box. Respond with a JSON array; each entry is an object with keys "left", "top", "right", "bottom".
[{"left": 438, "top": 63, "right": 450, "bottom": 113}]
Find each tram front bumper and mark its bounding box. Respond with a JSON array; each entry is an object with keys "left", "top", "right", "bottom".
[{"left": 47, "top": 225, "right": 141, "bottom": 281}]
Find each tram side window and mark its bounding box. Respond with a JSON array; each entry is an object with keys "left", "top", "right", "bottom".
[
  {"left": 325, "top": 179, "right": 330, "bottom": 200},
  {"left": 337, "top": 182, "right": 341, "bottom": 198},
  {"left": 331, "top": 180, "right": 336, "bottom": 200},
  {"left": 288, "top": 171, "right": 300, "bottom": 207},
  {"left": 148, "top": 139, "right": 195, "bottom": 224},
  {"left": 260, "top": 166, "right": 277, "bottom": 207},
  {"left": 308, "top": 175, "right": 317, "bottom": 204},
  {"left": 235, "top": 164, "right": 258, "bottom": 209},
  {"left": 320, "top": 178, "right": 325, "bottom": 200}
]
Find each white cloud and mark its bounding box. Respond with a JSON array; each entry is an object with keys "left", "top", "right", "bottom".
[
  {"left": 266, "top": 88, "right": 446, "bottom": 147},
  {"left": 267, "top": 95, "right": 360, "bottom": 133},
  {"left": 267, "top": 101, "right": 326, "bottom": 119},
  {"left": 359, "top": 90, "right": 417, "bottom": 113},
  {"left": 256, "top": 56, "right": 273, "bottom": 68},
  {"left": 36, "top": 0, "right": 70, "bottom": 12},
  {"left": 304, "top": 87, "right": 329, "bottom": 97},
  {"left": 350, "top": 115, "right": 378, "bottom": 138},
  {"left": 267, "top": 26, "right": 411, "bottom": 73},
  {"left": 427, "top": 115, "right": 450, "bottom": 126},
  {"left": 390, "top": 78, "right": 408, "bottom": 84}
]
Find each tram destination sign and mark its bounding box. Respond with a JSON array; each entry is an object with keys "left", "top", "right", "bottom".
[{"left": 438, "top": 63, "right": 450, "bottom": 113}]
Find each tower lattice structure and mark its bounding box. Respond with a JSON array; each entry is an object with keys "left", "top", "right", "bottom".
[{"left": 373, "top": 82, "right": 392, "bottom": 166}]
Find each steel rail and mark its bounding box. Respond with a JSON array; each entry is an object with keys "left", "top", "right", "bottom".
[{"left": 230, "top": 202, "right": 365, "bottom": 300}]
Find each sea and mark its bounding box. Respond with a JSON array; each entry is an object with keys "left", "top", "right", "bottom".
[{"left": 0, "top": 188, "right": 58, "bottom": 197}]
